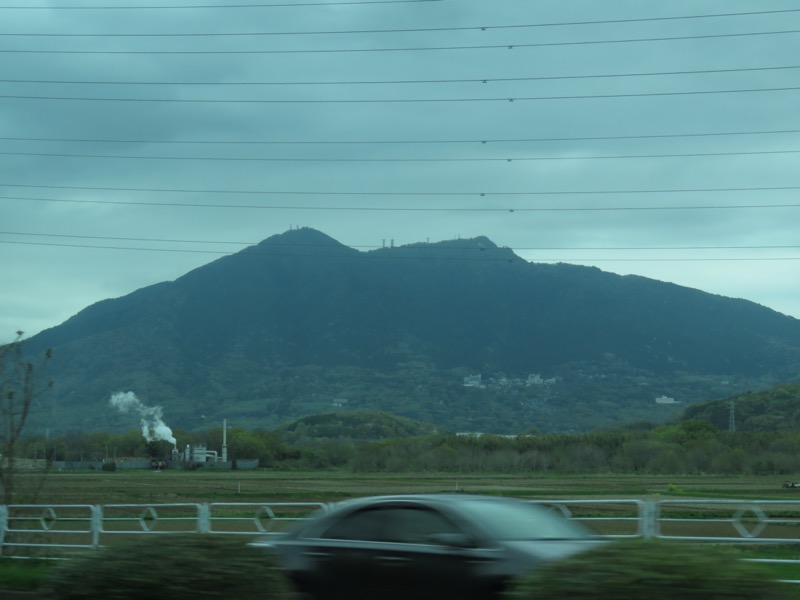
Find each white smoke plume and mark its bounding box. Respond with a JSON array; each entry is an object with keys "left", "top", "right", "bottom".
[{"left": 109, "top": 391, "right": 177, "bottom": 445}]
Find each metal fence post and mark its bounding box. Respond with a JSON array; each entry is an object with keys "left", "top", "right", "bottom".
[
  {"left": 91, "top": 504, "right": 103, "bottom": 549},
  {"left": 639, "top": 500, "right": 658, "bottom": 539},
  {"left": 0, "top": 505, "right": 7, "bottom": 552},
  {"left": 197, "top": 503, "right": 211, "bottom": 533}
]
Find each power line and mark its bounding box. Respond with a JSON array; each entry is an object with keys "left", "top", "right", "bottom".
[
  {"left": 0, "top": 1, "right": 442, "bottom": 10},
  {"left": 538, "top": 257, "right": 800, "bottom": 262},
  {"left": 3, "top": 127, "right": 800, "bottom": 147},
  {"left": 3, "top": 9, "right": 798, "bottom": 35},
  {"left": 2, "top": 149, "right": 799, "bottom": 163},
  {"left": 3, "top": 182, "right": 800, "bottom": 197},
  {"left": 4, "top": 195, "right": 799, "bottom": 211},
  {"left": 2, "top": 230, "right": 799, "bottom": 252},
  {"left": 2, "top": 29, "right": 799, "bottom": 54},
  {"left": 3, "top": 85, "right": 798, "bottom": 104},
  {"left": 1, "top": 238, "right": 798, "bottom": 263},
  {"left": 0, "top": 231, "right": 250, "bottom": 246},
  {"left": 0, "top": 238, "right": 229, "bottom": 254},
  {"left": 2, "top": 64, "right": 798, "bottom": 87}
]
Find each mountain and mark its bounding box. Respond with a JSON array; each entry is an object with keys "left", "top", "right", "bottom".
[{"left": 23, "top": 227, "right": 800, "bottom": 435}]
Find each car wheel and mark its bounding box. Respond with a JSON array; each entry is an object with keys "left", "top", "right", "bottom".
[{"left": 484, "top": 579, "right": 510, "bottom": 600}]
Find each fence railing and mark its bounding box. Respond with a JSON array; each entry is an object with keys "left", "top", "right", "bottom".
[
  {"left": 0, "top": 502, "right": 327, "bottom": 556},
  {"left": 2, "top": 498, "right": 800, "bottom": 580}
]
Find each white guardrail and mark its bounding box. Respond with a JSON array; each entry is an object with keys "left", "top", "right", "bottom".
[{"left": 1, "top": 499, "right": 799, "bottom": 581}]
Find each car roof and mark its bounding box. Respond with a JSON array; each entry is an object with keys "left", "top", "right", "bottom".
[{"left": 331, "top": 493, "right": 529, "bottom": 509}]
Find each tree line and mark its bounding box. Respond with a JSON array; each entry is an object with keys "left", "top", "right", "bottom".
[{"left": 13, "top": 417, "right": 800, "bottom": 477}]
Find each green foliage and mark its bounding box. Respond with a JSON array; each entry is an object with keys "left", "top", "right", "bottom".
[
  {"left": 11, "top": 382, "right": 800, "bottom": 476},
  {"left": 18, "top": 412, "right": 800, "bottom": 476},
  {"left": 683, "top": 383, "right": 800, "bottom": 431},
  {"left": 276, "top": 410, "right": 440, "bottom": 444},
  {"left": 506, "top": 539, "right": 793, "bottom": 600},
  {"left": 0, "top": 558, "right": 50, "bottom": 591},
  {"left": 44, "top": 534, "right": 294, "bottom": 600}
]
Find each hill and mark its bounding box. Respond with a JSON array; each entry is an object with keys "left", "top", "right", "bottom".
[
  {"left": 681, "top": 383, "right": 800, "bottom": 431},
  {"left": 275, "top": 411, "right": 441, "bottom": 445},
  {"left": 21, "top": 227, "right": 800, "bottom": 435}
]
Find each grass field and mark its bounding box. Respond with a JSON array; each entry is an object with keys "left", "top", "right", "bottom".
[{"left": 16, "top": 469, "right": 800, "bottom": 505}]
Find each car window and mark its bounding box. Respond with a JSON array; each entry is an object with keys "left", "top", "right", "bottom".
[
  {"left": 320, "top": 506, "right": 464, "bottom": 544},
  {"left": 320, "top": 507, "right": 385, "bottom": 541},
  {"left": 387, "top": 507, "right": 463, "bottom": 543},
  {"left": 459, "top": 499, "right": 590, "bottom": 540}
]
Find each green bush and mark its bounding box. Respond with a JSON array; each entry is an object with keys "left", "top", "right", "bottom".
[
  {"left": 44, "top": 534, "right": 294, "bottom": 600},
  {"left": 506, "top": 539, "right": 794, "bottom": 600},
  {"left": 0, "top": 558, "right": 50, "bottom": 591}
]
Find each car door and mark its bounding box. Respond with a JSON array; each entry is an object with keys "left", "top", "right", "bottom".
[
  {"left": 374, "top": 505, "right": 500, "bottom": 600},
  {"left": 311, "top": 503, "right": 494, "bottom": 600},
  {"left": 291, "top": 501, "right": 503, "bottom": 600},
  {"left": 293, "top": 507, "right": 387, "bottom": 600}
]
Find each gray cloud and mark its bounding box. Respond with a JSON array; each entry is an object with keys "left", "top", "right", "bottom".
[{"left": 2, "top": 1, "right": 800, "bottom": 338}]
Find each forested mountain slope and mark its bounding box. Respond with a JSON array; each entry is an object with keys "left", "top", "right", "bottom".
[{"left": 24, "top": 228, "right": 800, "bottom": 434}]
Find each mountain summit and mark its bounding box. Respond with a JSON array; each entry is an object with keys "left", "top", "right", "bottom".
[{"left": 25, "top": 228, "right": 800, "bottom": 434}]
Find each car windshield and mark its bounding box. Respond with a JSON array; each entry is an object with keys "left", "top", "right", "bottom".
[{"left": 459, "top": 499, "right": 589, "bottom": 540}]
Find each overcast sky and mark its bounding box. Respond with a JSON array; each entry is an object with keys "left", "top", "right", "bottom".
[{"left": 2, "top": 0, "right": 800, "bottom": 340}]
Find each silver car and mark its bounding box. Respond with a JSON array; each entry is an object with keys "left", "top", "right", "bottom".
[{"left": 253, "top": 493, "right": 603, "bottom": 600}]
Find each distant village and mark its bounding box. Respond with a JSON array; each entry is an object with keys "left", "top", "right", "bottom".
[
  {"left": 463, "top": 373, "right": 681, "bottom": 405},
  {"left": 462, "top": 373, "right": 557, "bottom": 389}
]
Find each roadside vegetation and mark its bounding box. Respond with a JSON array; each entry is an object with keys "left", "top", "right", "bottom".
[
  {"left": 15, "top": 412, "right": 800, "bottom": 477},
  {"left": 4, "top": 472, "right": 800, "bottom": 595},
  {"left": 45, "top": 535, "right": 294, "bottom": 599},
  {"left": 508, "top": 539, "right": 795, "bottom": 599},
  {"left": 0, "top": 558, "right": 50, "bottom": 592},
  {"left": 4, "top": 533, "right": 800, "bottom": 597}
]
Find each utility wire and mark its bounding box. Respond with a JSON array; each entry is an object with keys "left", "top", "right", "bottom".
[
  {"left": 3, "top": 183, "right": 800, "bottom": 197},
  {"left": 2, "top": 128, "right": 800, "bottom": 147},
  {"left": 2, "top": 85, "right": 798, "bottom": 104},
  {"left": 0, "top": 231, "right": 250, "bottom": 246},
  {"left": 2, "top": 64, "right": 798, "bottom": 86},
  {"left": 2, "top": 230, "right": 799, "bottom": 252},
  {"left": 1, "top": 238, "right": 798, "bottom": 263},
  {"left": 2, "top": 29, "right": 799, "bottom": 54},
  {"left": 1, "top": 149, "right": 799, "bottom": 162},
  {"left": 3, "top": 8, "right": 799, "bottom": 35},
  {"left": 0, "top": 1, "right": 442, "bottom": 10},
  {"left": 4, "top": 195, "right": 799, "bottom": 211}
]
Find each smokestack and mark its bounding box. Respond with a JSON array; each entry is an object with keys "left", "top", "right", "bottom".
[{"left": 222, "top": 418, "right": 228, "bottom": 462}]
